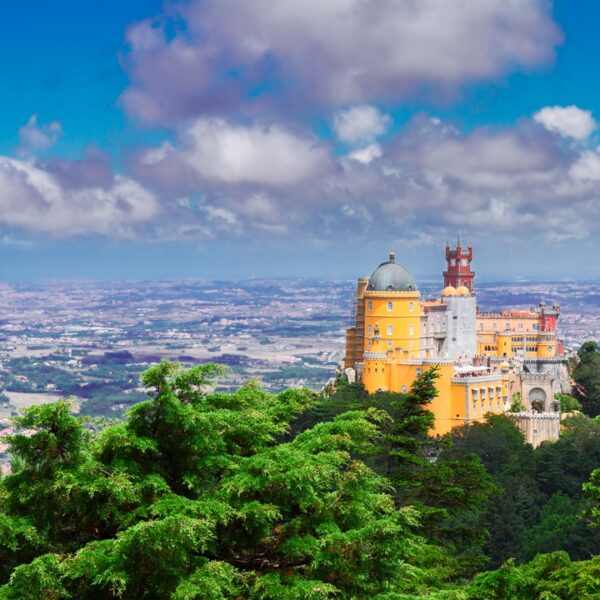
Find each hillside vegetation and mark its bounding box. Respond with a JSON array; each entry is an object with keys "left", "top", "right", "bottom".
[{"left": 1, "top": 360, "right": 600, "bottom": 598}]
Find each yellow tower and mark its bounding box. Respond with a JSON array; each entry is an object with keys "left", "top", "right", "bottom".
[
  {"left": 362, "top": 323, "right": 390, "bottom": 392},
  {"left": 361, "top": 252, "right": 422, "bottom": 393}
]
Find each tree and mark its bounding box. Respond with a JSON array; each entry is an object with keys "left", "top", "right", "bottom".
[
  {"left": 509, "top": 393, "right": 523, "bottom": 413},
  {"left": 464, "top": 552, "right": 600, "bottom": 600},
  {"left": 555, "top": 393, "right": 581, "bottom": 413},
  {"left": 409, "top": 454, "right": 497, "bottom": 578},
  {"left": 0, "top": 361, "right": 436, "bottom": 599},
  {"left": 524, "top": 493, "right": 596, "bottom": 561},
  {"left": 441, "top": 415, "right": 541, "bottom": 566},
  {"left": 573, "top": 341, "right": 600, "bottom": 417}
]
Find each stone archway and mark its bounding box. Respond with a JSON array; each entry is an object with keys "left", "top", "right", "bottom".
[{"left": 528, "top": 387, "right": 547, "bottom": 413}]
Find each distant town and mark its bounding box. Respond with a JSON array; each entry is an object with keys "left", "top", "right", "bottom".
[{"left": 0, "top": 276, "right": 596, "bottom": 438}]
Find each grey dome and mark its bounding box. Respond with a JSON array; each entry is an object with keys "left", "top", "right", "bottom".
[{"left": 367, "top": 252, "right": 416, "bottom": 292}]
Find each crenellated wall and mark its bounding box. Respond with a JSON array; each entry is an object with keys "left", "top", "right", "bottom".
[{"left": 507, "top": 412, "right": 561, "bottom": 448}]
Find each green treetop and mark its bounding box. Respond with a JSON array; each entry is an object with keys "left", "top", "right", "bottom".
[{"left": 0, "top": 361, "right": 438, "bottom": 599}]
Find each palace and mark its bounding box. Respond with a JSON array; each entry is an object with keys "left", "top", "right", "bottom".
[{"left": 344, "top": 243, "right": 567, "bottom": 445}]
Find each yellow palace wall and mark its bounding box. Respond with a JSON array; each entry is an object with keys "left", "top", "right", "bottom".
[
  {"left": 363, "top": 352, "right": 508, "bottom": 436},
  {"left": 363, "top": 291, "right": 421, "bottom": 358},
  {"left": 478, "top": 331, "right": 557, "bottom": 359},
  {"left": 477, "top": 314, "right": 538, "bottom": 332}
]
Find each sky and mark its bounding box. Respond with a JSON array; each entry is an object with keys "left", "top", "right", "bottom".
[{"left": 0, "top": 0, "right": 599, "bottom": 282}]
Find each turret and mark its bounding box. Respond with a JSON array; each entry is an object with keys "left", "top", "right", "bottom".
[
  {"left": 443, "top": 240, "right": 475, "bottom": 291},
  {"left": 535, "top": 299, "right": 560, "bottom": 332},
  {"left": 362, "top": 322, "right": 390, "bottom": 393}
]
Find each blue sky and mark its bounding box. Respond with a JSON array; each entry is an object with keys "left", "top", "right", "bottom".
[{"left": 0, "top": 0, "right": 599, "bottom": 281}]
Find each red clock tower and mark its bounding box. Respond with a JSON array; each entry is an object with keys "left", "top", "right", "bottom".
[{"left": 443, "top": 241, "right": 475, "bottom": 290}]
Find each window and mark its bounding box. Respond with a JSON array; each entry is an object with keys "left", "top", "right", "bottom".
[
  {"left": 409, "top": 325, "right": 414, "bottom": 335},
  {"left": 401, "top": 385, "right": 407, "bottom": 393},
  {"left": 409, "top": 340, "right": 414, "bottom": 348},
  {"left": 480, "top": 323, "right": 484, "bottom": 329},
  {"left": 386, "top": 325, "right": 393, "bottom": 336},
  {"left": 461, "top": 258, "right": 468, "bottom": 266},
  {"left": 450, "top": 259, "right": 456, "bottom": 266},
  {"left": 519, "top": 323, "right": 523, "bottom": 329},
  {"left": 367, "top": 301, "right": 373, "bottom": 311},
  {"left": 505, "top": 323, "right": 510, "bottom": 330},
  {"left": 481, "top": 389, "right": 486, "bottom": 399},
  {"left": 493, "top": 323, "right": 497, "bottom": 329},
  {"left": 387, "top": 301, "right": 393, "bottom": 311},
  {"left": 368, "top": 339, "right": 372, "bottom": 346},
  {"left": 409, "top": 302, "right": 414, "bottom": 312},
  {"left": 387, "top": 340, "right": 393, "bottom": 347},
  {"left": 416, "top": 368, "right": 422, "bottom": 376},
  {"left": 367, "top": 324, "right": 372, "bottom": 334}
]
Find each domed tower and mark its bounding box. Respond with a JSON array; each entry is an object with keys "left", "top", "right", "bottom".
[{"left": 362, "top": 253, "right": 421, "bottom": 384}]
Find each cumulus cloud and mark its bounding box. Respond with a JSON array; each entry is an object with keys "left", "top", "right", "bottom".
[
  {"left": 534, "top": 105, "right": 597, "bottom": 140},
  {"left": 333, "top": 105, "right": 391, "bottom": 143},
  {"left": 569, "top": 149, "right": 600, "bottom": 181},
  {"left": 18, "top": 115, "right": 62, "bottom": 156},
  {"left": 133, "top": 118, "right": 333, "bottom": 188},
  {"left": 348, "top": 144, "right": 383, "bottom": 164},
  {"left": 121, "top": 0, "right": 561, "bottom": 124},
  {"left": 0, "top": 156, "right": 159, "bottom": 237},
  {"left": 183, "top": 115, "right": 600, "bottom": 242},
  {"left": 123, "top": 111, "right": 600, "bottom": 244}
]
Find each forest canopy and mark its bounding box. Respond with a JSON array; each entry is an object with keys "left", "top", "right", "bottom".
[{"left": 0, "top": 361, "right": 600, "bottom": 599}]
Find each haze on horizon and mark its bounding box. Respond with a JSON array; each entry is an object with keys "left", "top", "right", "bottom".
[{"left": 0, "top": 0, "right": 598, "bottom": 282}]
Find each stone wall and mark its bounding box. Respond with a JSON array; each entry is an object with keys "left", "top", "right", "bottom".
[
  {"left": 507, "top": 412, "right": 560, "bottom": 448},
  {"left": 524, "top": 358, "right": 571, "bottom": 394}
]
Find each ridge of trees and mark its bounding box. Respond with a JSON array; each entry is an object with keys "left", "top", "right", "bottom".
[{"left": 1, "top": 359, "right": 600, "bottom": 598}]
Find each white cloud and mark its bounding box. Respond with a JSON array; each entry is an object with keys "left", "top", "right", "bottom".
[
  {"left": 136, "top": 118, "right": 332, "bottom": 187},
  {"left": 0, "top": 157, "right": 159, "bottom": 237},
  {"left": 569, "top": 150, "right": 600, "bottom": 181},
  {"left": 348, "top": 143, "right": 383, "bottom": 164},
  {"left": 534, "top": 105, "right": 597, "bottom": 140},
  {"left": 122, "top": 0, "right": 561, "bottom": 124},
  {"left": 333, "top": 105, "right": 391, "bottom": 143},
  {"left": 125, "top": 113, "right": 600, "bottom": 245},
  {"left": 18, "top": 115, "right": 62, "bottom": 156}
]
